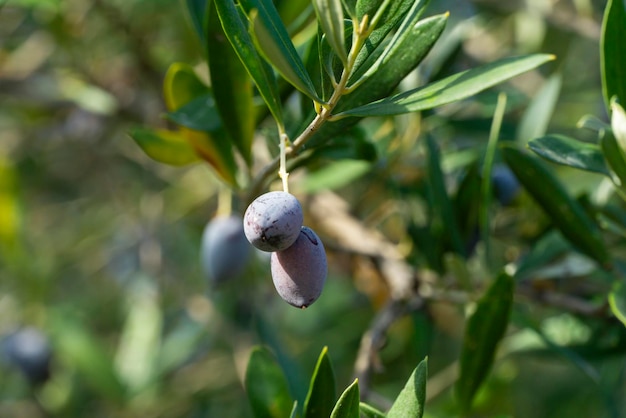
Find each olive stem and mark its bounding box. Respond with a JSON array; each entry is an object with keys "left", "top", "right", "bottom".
[{"left": 245, "top": 15, "right": 372, "bottom": 204}]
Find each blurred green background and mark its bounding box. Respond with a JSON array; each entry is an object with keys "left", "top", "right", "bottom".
[{"left": 1, "top": 0, "right": 624, "bottom": 417}]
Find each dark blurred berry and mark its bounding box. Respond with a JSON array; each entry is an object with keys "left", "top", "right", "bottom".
[{"left": 2, "top": 327, "right": 52, "bottom": 385}]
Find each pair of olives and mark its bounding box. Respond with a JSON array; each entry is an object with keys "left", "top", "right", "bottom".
[
  {"left": 200, "top": 192, "right": 327, "bottom": 309},
  {"left": 243, "top": 192, "right": 327, "bottom": 309}
]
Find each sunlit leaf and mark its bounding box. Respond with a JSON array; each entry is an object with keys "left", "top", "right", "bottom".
[
  {"left": 303, "top": 346, "right": 336, "bottom": 418},
  {"left": 313, "top": 0, "right": 347, "bottom": 63},
  {"left": 528, "top": 134, "right": 610, "bottom": 176},
  {"left": 601, "top": 0, "right": 626, "bottom": 112},
  {"left": 301, "top": 159, "right": 371, "bottom": 193},
  {"left": 183, "top": 128, "right": 239, "bottom": 187},
  {"left": 338, "top": 54, "right": 554, "bottom": 117},
  {"left": 163, "top": 63, "right": 210, "bottom": 112},
  {"left": 245, "top": 346, "right": 293, "bottom": 418},
  {"left": 456, "top": 272, "right": 514, "bottom": 413},
  {"left": 49, "top": 314, "right": 126, "bottom": 403},
  {"left": 348, "top": 0, "right": 433, "bottom": 89},
  {"left": 609, "top": 280, "right": 626, "bottom": 327},
  {"left": 387, "top": 358, "right": 428, "bottom": 418},
  {"left": 601, "top": 129, "right": 626, "bottom": 188},
  {"left": 610, "top": 99, "right": 626, "bottom": 149},
  {"left": 214, "top": 0, "right": 284, "bottom": 125},
  {"left": 502, "top": 144, "right": 611, "bottom": 267},
  {"left": 129, "top": 128, "right": 199, "bottom": 166},
  {"left": 114, "top": 279, "right": 161, "bottom": 394},
  {"left": 339, "top": 13, "right": 447, "bottom": 113},
  {"left": 330, "top": 379, "right": 359, "bottom": 418},
  {"left": 517, "top": 73, "right": 562, "bottom": 144},
  {"left": 208, "top": 1, "right": 255, "bottom": 165},
  {"left": 359, "top": 403, "right": 386, "bottom": 418},
  {"left": 242, "top": 0, "right": 323, "bottom": 102}
]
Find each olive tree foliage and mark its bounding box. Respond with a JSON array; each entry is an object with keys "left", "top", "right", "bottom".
[{"left": 3, "top": 0, "right": 626, "bottom": 416}]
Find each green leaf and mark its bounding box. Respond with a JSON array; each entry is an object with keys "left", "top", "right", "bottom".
[
  {"left": 359, "top": 402, "right": 386, "bottom": 418},
  {"left": 304, "top": 346, "right": 337, "bottom": 418},
  {"left": 342, "top": 0, "right": 357, "bottom": 18},
  {"left": 129, "top": 128, "right": 199, "bottom": 166},
  {"left": 114, "top": 279, "right": 162, "bottom": 394},
  {"left": 350, "top": 0, "right": 418, "bottom": 77},
  {"left": 502, "top": 143, "right": 611, "bottom": 267},
  {"left": 330, "top": 379, "right": 360, "bottom": 418},
  {"left": 186, "top": 129, "right": 239, "bottom": 187},
  {"left": 480, "top": 92, "right": 507, "bottom": 270},
  {"left": 214, "top": 0, "right": 284, "bottom": 125},
  {"left": 338, "top": 54, "right": 554, "bottom": 117},
  {"left": 245, "top": 346, "right": 294, "bottom": 418},
  {"left": 516, "top": 73, "right": 562, "bottom": 144},
  {"left": 601, "top": 0, "right": 626, "bottom": 112},
  {"left": 426, "top": 136, "right": 465, "bottom": 257},
  {"left": 601, "top": 129, "right": 626, "bottom": 188},
  {"left": 577, "top": 114, "right": 611, "bottom": 133},
  {"left": 611, "top": 99, "right": 626, "bottom": 149},
  {"left": 242, "top": 0, "right": 323, "bottom": 102},
  {"left": 49, "top": 314, "right": 126, "bottom": 403},
  {"left": 312, "top": 0, "right": 347, "bottom": 64},
  {"left": 300, "top": 159, "right": 371, "bottom": 193},
  {"left": 387, "top": 358, "right": 428, "bottom": 418},
  {"left": 609, "top": 280, "right": 626, "bottom": 327},
  {"left": 338, "top": 13, "right": 447, "bottom": 113},
  {"left": 208, "top": 0, "right": 255, "bottom": 165},
  {"left": 163, "top": 62, "right": 210, "bottom": 111},
  {"left": 513, "top": 230, "right": 573, "bottom": 281},
  {"left": 455, "top": 272, "right": 514, "bottom": 413},
  {"left": 348, "top": 0, "right": 432, "bottom": 89},
  {"left": 527, "top": 134, "right": 610, "bottom": 176},
  {"left": 166, "top": 94, "right": 222, "bottom": 132},
  {"left": 186, "top": 0, "right": 208, "bottom": 47}
]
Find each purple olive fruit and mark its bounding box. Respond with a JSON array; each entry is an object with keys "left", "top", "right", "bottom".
[
  {"left": 244, "top": 191, "right": 303, "bottom": 252},
  {"left": 492, "top": 164, "right": 520, "bottom": 206},
  {"left": 201, "top": 215, "right": 252, "bottom": 284},
  {"left": 2, "top": 327, "right": 52, "bottom": 385},
  {"left": 270, "top": 226, "right": 327, "bottom": 308}
]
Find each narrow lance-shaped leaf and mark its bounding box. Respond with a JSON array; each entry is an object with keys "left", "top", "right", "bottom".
[
  {"left": 339, "top": 12, "right": 447, "bottom": 113},
  {"left": 455, "top": 272, "right": 514, "bottom": 413},
  {"left": 387, "top": 357, "right": 428, "bottom": 418},
  {"left": 502, "top": 144, "right": 611, "bottom": 267},
  {"left": 516, "top": 72, "right": 562, "bottom": 144},
  {"left": 245, "top": 346, "right": 294, "bottom": 418},
  {"left": 480, "top": 92, "right": 507, "bottom": 270},
  {"left": 609, "top": 280, "right": 626, "bottom": 327},
  {"left": 49, "top": 314, "right": 126, "bottom": 403},
  {"left": 241, "top": 0, "right": 324, "bottom": 102},
  {"left": 304, "top": 346, "right": 337, "bottom": 418},
  {"left": 601, "top": 0, "right": 626, "bottom": 112},
  {"left": 208, "top": 0, "right": 255, "bottom": 165},
  {"left": 601, "top": 129, "right": 626, "bottom": 190},
  {"left": 163, "top": 62, "right": 210, "bottom": 112},
  {"left": 337, "top": 54, "right": 555, "bottom": 117},
  {"left": 129, "top": 128, "right": 199, "bottom": 166},
  {"left": 350, "top": 0, "right": 420, "bottom": 79},
  {"left": 528, "top": 134, "right": 611, "bottom": 176},
  {"left": 330, "top": 379, "right": 360, "bottom": 418},
  {"left": 186, "top": 0, "right": 208, "bottom": 47},
  {"left": 427, "top": 136, "right": 465, "bottom": 257},
  {"left": 214, "top": 0, "right": 283, "bottom": 125},
  {"left": 359, "top": 403, "right": 386, "bottom": 418},
  {"left": 348, "top": 0, "right": 432, "bottom": 89},
  {"left": 313, "top": 0, "right": 347, "bottom": 64}
]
